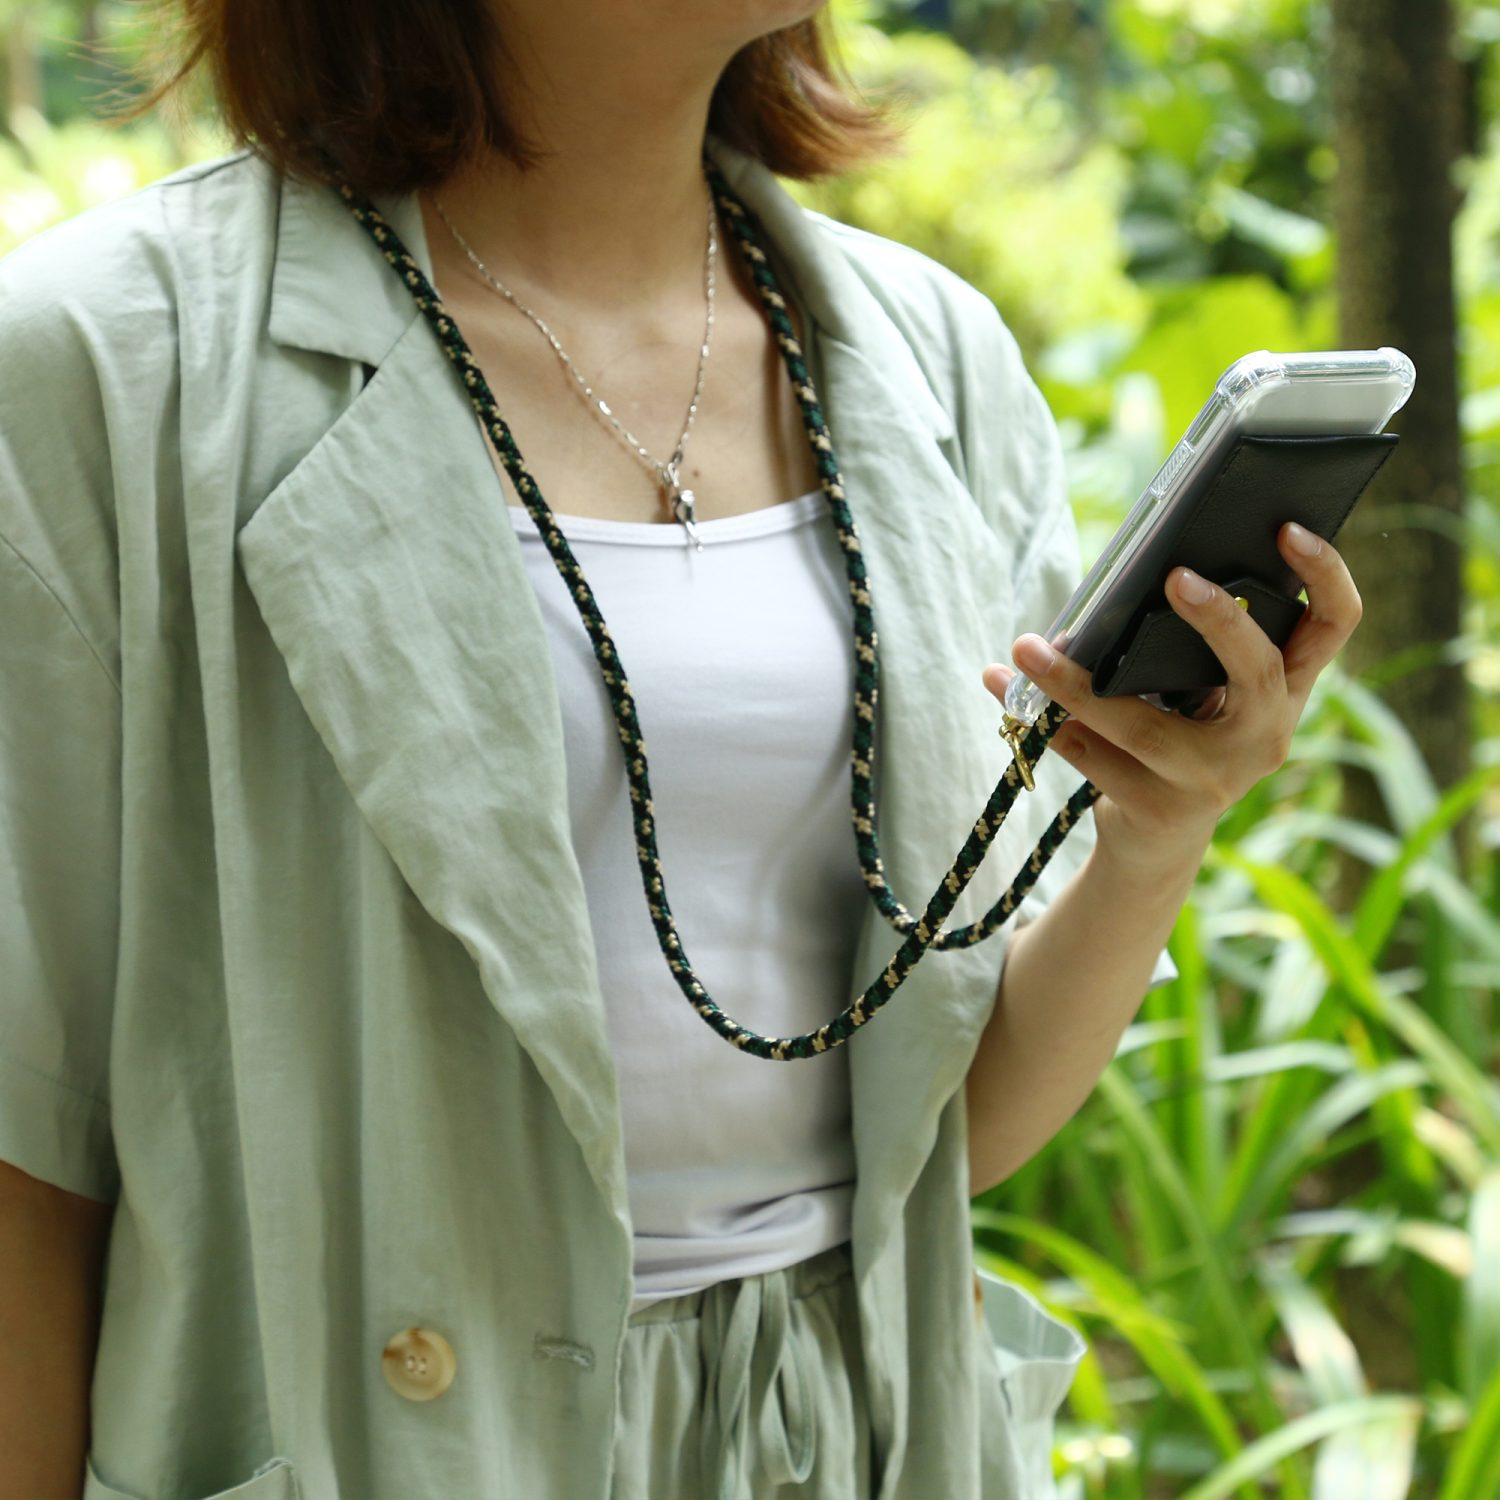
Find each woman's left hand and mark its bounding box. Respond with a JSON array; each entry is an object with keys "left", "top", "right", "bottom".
[{"left": 981, "top": 520, "right": 1362, "bottom": 876}]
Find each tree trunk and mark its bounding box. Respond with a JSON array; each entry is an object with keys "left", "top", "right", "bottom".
[{"left": 1328, "top": 0, "right": 1474, "bottom": 904}]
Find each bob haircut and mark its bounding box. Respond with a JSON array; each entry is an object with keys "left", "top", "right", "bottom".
[{"left": 109, "top": 2, "right": 899, "bottom": 196}]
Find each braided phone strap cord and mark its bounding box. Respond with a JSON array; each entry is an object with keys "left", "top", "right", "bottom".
[{"left": 327, "top": 153, "right": 1099, "bottom": 1060}]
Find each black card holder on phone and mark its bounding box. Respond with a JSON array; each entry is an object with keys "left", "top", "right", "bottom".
[{"left": 1090, "top": 431, "right": 1400, "bottom": 708}]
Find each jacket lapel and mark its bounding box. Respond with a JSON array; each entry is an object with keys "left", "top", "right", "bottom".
[
  {"left": 240, "top": 173, "right": 633, "bottom": 1225},
  {"left": 238, "top": 141, "right": 1024, "bottom": 1250}
]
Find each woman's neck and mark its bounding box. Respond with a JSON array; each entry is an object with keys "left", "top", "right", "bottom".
[{"left": 418, "top": 19, "right": 741, "bottom": 313}]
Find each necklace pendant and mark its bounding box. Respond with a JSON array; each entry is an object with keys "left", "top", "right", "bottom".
[{"left": 670, "top": 485, "right": 704, "bottom": 552}]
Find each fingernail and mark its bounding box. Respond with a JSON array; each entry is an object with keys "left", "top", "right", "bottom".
[
  {"left": 1175, "top": 568, "right": 1213, "bottom": 604},
  {"left": 1285, "top": 521, "right": 1321, "bottom": 556},
  {"left": 1014, "top": 635, "right": 1055, "bottom": 676}
]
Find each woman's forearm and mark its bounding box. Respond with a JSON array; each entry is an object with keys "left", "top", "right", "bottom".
[
  {"left": 964, "top": 835, "right": 1205, "bottom": 1198},
  {"left": 968, "top": 518, "right": 1365, "bottom": 1196},
  {"left": 0, "top": 1162, "right": 112, "bottom": 1500}
]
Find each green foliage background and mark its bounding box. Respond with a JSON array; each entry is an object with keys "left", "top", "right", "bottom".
[
  {"left": 808, "top": 7, "right": 1500, "bottom": 1496},
  {"left": 2, "top": 0, "right": 1497, "bottom": 1494}
]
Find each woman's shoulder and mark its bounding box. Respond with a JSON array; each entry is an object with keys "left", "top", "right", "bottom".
[
  {"left": 0, "top": 150, "right": 270, "bottom": 662},
  {"left": 0, "top": 149, "right": 275, "bottom": 446},
  {"left": 0, "top": 149, "right": 265, "bottom": 343}
]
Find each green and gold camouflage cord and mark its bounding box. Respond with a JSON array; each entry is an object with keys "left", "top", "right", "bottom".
[{"left": 325, "top": 150, "right": 1098, "bottom": 1061}]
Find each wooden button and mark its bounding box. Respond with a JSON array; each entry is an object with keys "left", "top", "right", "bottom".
[{"left": 382, "top": 1326, "right": 457, "bottom": 1401}]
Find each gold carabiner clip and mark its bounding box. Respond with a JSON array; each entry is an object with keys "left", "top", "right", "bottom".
[{"left": 998, "top": 712, "right": 1037, "bottom": 793}]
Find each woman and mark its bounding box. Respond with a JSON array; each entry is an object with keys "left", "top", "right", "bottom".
[{"left": 0, "top": 1, "right": 1362, "bottom": 1497}]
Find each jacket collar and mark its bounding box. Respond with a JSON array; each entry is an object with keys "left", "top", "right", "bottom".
[{"left": 267, "top": 171, "right": 428, "bottom": 368}]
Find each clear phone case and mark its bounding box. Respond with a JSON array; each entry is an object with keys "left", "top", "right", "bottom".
[{"left": 1001, "top": 347, "right": 1415, "bottom": 727}]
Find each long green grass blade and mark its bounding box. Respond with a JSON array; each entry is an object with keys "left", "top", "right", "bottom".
[
  {"left": 1437, "top": 1363, "right": 1500, "bottom": 1500},
  {"left": 1097, "top": 1066, "right": 1309, "bottom": 1500},
  {"left": 1464, "top": 1171, "right": 1500, "bottom": 1402},
  {"left": 1353, "top": 762, "right": 1500, "bottom": 961},
  {"left": 1230, "top": 1060, "right": 1427, "bottom": 1235},
  {"left": 1175, "top": 1397, "right": 1425, "bottom": 1500},
  {"left": 1321, "top": 676, "right": 1443, "bottom": 837},
  {"left": 1212, "top": 847, "right": 1500, "bottom": 1155},
  {"left": 1257, "top": 1254, "right": 1366, "bottom": 1403},
  {"left": 1309, "top": 1406, "right": 1420, "bottom": 1500}
]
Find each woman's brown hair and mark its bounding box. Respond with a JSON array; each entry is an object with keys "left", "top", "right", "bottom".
[{"left": 106, "top": 2, "right": 898, "bottom": 195}]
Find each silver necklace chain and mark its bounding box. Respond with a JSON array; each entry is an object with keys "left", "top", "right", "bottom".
[{"left": 430, "top": 178, "right": 718, "bottom": 550}]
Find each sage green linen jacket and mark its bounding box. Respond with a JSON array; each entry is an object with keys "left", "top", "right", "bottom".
[{"left": 0, "top": 134, "right": 1174, "bottom": 1500}]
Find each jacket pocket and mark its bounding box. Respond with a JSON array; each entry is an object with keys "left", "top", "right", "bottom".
[
  {"left": 84, "top": 1453, "right": 302, "bottom": 1500},
  {"left": 974, "top": 1264, "right": 1086, "bottom": 1500}
]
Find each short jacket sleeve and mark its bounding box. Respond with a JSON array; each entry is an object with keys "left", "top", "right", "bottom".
[{"left": 0, "top": 242, "right": 125, "bottom": 1204}]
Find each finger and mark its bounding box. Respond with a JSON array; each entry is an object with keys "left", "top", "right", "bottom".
[
  {"left": 980, "top": 661, "right": 1016, "bottom": 700},
  {"left": 1040, "top": 713, "right": 1167, "bottom": 806},
  {"left": 1275, "top": 522, "right": 1363, "bottom": 707},
  {"left": 1008, "top": 630, "right": 1196, "bottom": 783},
  {"left": 1165, "top": 567, "right": 1286, "bottom": 709}
]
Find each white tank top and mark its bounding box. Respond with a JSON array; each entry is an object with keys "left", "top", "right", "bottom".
[{"left": 505, "top": 483, "right": 864, "bottom": 1313}]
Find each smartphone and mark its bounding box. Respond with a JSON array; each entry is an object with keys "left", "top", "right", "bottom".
[{"left": 1001, "top": 347, "right": 1416, "bottom": 727}]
